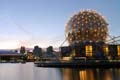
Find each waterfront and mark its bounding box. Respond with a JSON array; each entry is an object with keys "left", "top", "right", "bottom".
[{"left": 0, "top": 63, "right": 120, "bottom": 80}]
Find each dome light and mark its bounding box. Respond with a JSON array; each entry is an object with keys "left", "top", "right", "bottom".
[{"left": 65, "top": 10, "right": 108, "bottom": 45}]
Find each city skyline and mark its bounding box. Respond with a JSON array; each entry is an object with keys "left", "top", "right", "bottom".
[{"left": 0, "top": 0, "right": 120, "bottom": 49}]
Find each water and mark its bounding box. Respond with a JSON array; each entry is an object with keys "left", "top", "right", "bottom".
[
  {"left": 0, "top": 63, "right": 120, "bottom": 80},
  {"left": 0, "top": 63, "right": 62, "bottom": 80}
]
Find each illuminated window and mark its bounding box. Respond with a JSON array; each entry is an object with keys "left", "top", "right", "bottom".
[
  {"left": 103, "top": 46, "right": 109, "bottom": 55},
  {"left": 117, "top": 45, "right": 120, "bottom": 56},
  {"left": 86, "top": 45, "right": 92, "bottom": 56},
  {"left": 101, "top": 29, "right": 104, "bottom": 32}
]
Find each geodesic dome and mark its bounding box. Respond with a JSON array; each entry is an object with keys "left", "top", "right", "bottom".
[{"left": 65, "top": 10, "right": 108, "bottom": 45}]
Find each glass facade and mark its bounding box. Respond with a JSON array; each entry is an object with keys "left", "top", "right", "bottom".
[
  {"left": 85, "top": 45, "right": 93, "bottom": 56},
  {"left": 103, "top": 45, "right": 109, "bottom": 56}
]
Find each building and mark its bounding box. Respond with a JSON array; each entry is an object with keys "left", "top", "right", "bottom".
[
  {"left": 60, "top": 10, "right": 119, "bottom": 60},
  {"left": 0, "top": 50, "right": 25, "bottom": 61}
]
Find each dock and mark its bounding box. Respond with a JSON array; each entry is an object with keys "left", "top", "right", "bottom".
[{"left": 35, "top": 60, "right": 120, "bottom": 69}]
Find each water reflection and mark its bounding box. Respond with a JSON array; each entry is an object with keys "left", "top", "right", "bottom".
[
  {"left": 34, "top": 67, "right": 62, "bottom": 80},
  {"left": 0, "top": 63, "right": 120, "bottom": 80},
  {"left": 62, "top": 68, "right": 120, "bottom": 80},
  {"left": 0, "top": 63, "right": 62, "bottom": 80}
]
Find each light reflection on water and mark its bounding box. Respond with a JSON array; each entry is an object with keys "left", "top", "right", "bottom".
[
  {"left": 0, "top": 63, "right": 120, "bottom": 80},
  {"left": 0, "top": 63, "right": 62, "bottom": 80}
]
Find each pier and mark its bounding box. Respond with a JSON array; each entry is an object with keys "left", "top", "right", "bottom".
[
  {"left": 35, "top": 60, "right": 120, "bottom": 69},
  {"left": 34, "top": 42, "right": 120, "bottom": 69}
]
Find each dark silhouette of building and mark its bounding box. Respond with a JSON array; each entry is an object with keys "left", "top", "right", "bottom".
[
  {"left": 20, "top": 46, "right": 26, "bottom": 54},
  {"left": 0, "top": 50, "right": 25, "bottom": 61},
  {"left": 33, "top": 46, "right": 42, "bottom": 57},
  {"left": 46, "top": 46, "right": 53, "bottom": 54}
]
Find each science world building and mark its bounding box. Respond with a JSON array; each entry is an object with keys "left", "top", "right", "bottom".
[
  {"left": 65, "top": 10, "right": 108, "bottom": 45},
  {"left": 61, "top": 10, "right": 120, "bottom": 60}
]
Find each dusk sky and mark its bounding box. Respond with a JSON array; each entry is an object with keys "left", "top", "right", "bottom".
[{"left": 0, "top": 0, "right": 120, "bottom": 49}]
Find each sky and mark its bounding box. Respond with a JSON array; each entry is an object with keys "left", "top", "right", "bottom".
[{"left": 0, "top": 0, "right": 120, "bottom": 49}]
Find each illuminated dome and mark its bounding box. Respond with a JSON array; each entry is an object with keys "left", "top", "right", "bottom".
[{"left": 65, "top": 10, "right": 108, "bottom": 45}]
